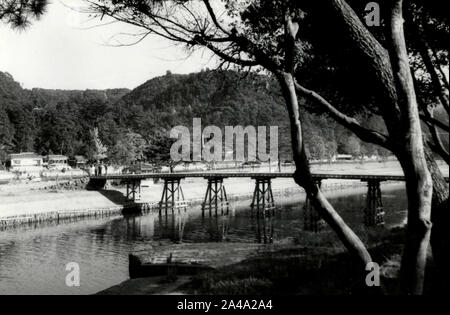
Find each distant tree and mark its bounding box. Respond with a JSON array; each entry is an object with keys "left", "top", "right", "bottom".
[
  {"left": 343, "top": 136, "right": 361, "bottom": 157},
  {"left": 0, "top": 0, "right": 48, "bottom": 28},
  {"left": 325, "top": 140, "right": 337, "bottom": 162},
  {"left": 90, "top": 127, "right": 107, "bottom": 161},
  {"left": 8, "top": 106, "right": 35, "bottom": 152},
  {"left": 145, "top": 129, "right": 178, "bottom": 168},
  {"left": 34, "top": 103, "right": 78, "bottom": 156},
  {"left": 0, "top": 106, "right": 13, "bottom": 152},
  {"left": 109, "top": 131, "right": 147, "bottom": 165},
  {"left": 307, "top": 134, "right": 326, "bottom": 160},
  {"left": 97, "top": 114, "right": 121, "bottom": 148}
]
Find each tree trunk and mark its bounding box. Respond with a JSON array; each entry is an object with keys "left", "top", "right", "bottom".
[
  {"left": 425, "top": 149, "right": 450, "bottom": 292},
  {"left": 389, "top": 0, "right": 433, "bottom": 295},
  {"left": 276, "top": 71, "right": 372, "bottom": 268},
  {"left": 397, "top": 151, "right": 433, "bottom": 294}
]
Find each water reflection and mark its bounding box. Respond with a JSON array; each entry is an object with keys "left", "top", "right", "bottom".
[
  {"left": 255, "top": 215, "right": 274, "bottom": 244},
  {"left": 158, "top": 210, "right": 188, "bottom": 243},
  {"left": 151, "top": 206, "right": 276, "bottom": 245},
  {"left": 151, "top": 207, "right": 235, "bottom": 243}
]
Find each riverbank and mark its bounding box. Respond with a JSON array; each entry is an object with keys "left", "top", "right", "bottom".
[
  {"left": 0, "top": 176, "right": 364, "bottom": 228},
  {"left": 98, "top": 227, "right": 422, "bottom": 295}
]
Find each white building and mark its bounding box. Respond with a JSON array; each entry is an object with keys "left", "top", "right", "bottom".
[
  {"left": 46, "top": 155, "right": 70, "bottom": 171},
  {"left": 8, "top": 153, "right": 44, "bottom": 174}
]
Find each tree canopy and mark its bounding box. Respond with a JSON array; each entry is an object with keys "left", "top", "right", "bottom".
[{"left": 0, "top": 0, "right": 48, "bottom": 28}]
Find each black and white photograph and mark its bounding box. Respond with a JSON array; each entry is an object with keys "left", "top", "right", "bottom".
[{"left": 0, "top": 0, "right": 448, "bottom": 300}]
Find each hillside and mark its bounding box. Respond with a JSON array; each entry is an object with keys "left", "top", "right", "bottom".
[
  {"left": 0, "top": 72, "right": 30, "bottom": 106},
  {"left": 120, "top": 71, "right": 287, "bottom": 127},
  {"left": 117, "top": 70, "right": 295, "bottom": 158},
  {"left": 0, "top": 70, "right": 389, "bottom": 164}
]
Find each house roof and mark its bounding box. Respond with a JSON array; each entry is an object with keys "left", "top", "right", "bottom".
[
  {"left": 47, "top": 155, "right": 68, "bottom": 160},
  {"left": 9, "top": 152, "right": 42, "bottom": 160}
]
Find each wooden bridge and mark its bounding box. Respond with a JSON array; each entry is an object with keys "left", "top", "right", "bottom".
[
  {"left": 90, "top": 172, "right": 416, "bottom": 181},
  {"left": 89, "top": 172, "right": 449, "bottom": 230}
]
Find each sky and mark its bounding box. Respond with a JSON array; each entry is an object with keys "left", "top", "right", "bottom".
[{"left": 0, "top": 0, "right": 215, "bottom": 90}]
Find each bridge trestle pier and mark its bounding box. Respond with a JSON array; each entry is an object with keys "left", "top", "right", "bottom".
[
  {"left": 159, "top": 177, "right": 187, "bottom": 212},
  {"left": 202, "top": 177, "right": 229, "bottom": 212},
  {"left": 303, "top": 179, "right": 326, "bottom": 232},
  {"left": 125, "top": 179, "right": 141, "bottom": 202},
  {"left": 363, "top": 179, "right": 385, "bottom": 226},
  {"left": 251, "top": 177, "right": 275, "bottom": 214}
]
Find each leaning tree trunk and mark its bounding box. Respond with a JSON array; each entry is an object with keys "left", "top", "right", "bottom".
[
  {"left": 425, "top": 148, "right": 450, "bottom": 292},
  {"left": 276, "top": 71, "right": 372, "bottom": 268},
  {"left": 389, "top": 0, "right": 433, "bottom": 295}
]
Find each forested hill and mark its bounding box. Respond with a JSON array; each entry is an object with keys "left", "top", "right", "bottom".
[
  {"left": 0, "top": 71, "right": 30, "bottom": 110},
  {"left": 0, "top": 70, "right": 386, "bottom": 164},
  {"left": 120, "top": 70, "right": 287, "bottom": 127}
]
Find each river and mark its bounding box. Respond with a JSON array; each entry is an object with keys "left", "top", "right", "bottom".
[{"left": 0, "top": 184, "right": 407, "bottom": 295}]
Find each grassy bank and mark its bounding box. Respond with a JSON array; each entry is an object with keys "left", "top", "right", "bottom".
[
  {"left": 101, "top": 226, "right": 442, "bottom": 295},
  {"left": 182, "top": 225, "right": 446, "bottom": 295},
  {"left": 181, "top": 230, "right": 406, "bottom": 295},
  {"left": 97, "top": 227, "right": 416, "bottom": 295}
]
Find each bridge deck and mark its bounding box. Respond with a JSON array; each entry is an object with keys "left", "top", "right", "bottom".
[{"left": 89, "top": 172, "right": 449, "bottom": 182}]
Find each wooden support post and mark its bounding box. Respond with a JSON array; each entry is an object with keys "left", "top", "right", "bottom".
[
  {"left": 202, "top": 177, "right": 229, "bottom": 211},
  {"left": 159, "top": 177, "right": 187, "bottom": 212},
  {"left": 251, "top": 177, "right": 275, "bottom": 213},
  {"left": 125, "top": 179, "right": 141, "bottom": 201},
  {"left": 364, "top": 179, "right": 385, "bottom": 226},
  {"left": 303, "top": 179, "right": 325, "bottom": 232}
]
